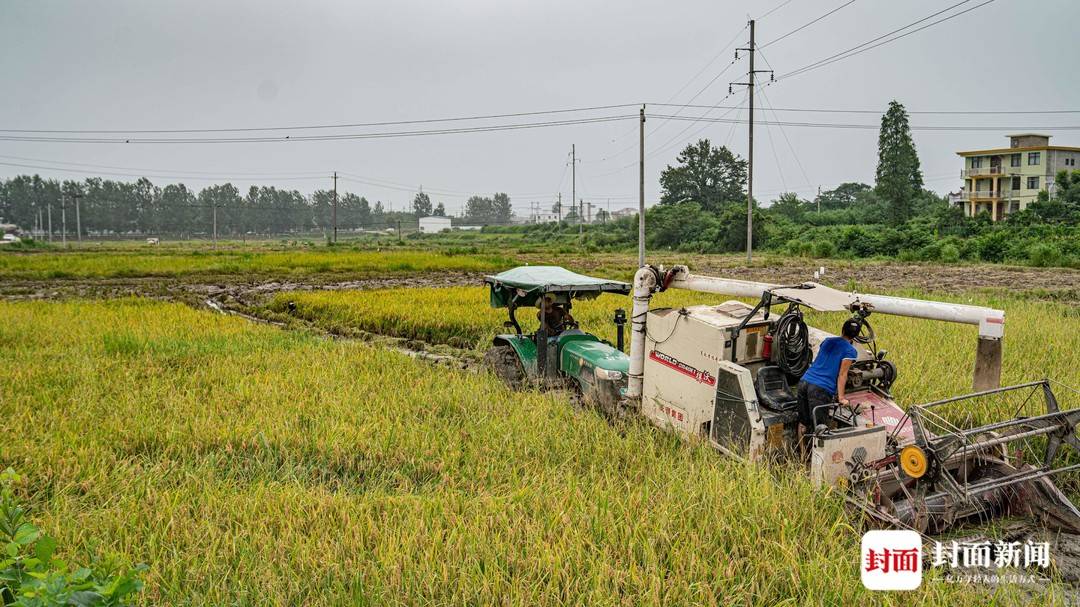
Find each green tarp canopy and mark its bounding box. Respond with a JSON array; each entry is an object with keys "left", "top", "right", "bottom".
[{"left": 485, "top": 266, "right": 631, "bottom": 308}]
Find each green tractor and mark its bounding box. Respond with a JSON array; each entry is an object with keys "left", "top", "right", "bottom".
[{"left": 483, "top": 266, "right": 631, "bottom": 411}]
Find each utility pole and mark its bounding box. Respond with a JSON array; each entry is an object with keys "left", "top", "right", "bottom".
[
  {"left": 332, "top": 171, "right": 338, "bottom": 244},
  {"left": 212, "top": 202, "right": 218, "bottom": 250},
  {"left": 578, "top": 198, "right": 584, "bottom": 241},
  {"left": 817, "top": 185, "right": 822, "bottom": 213},
  {"left": 638, "top": 105, "right": 645, "bottom": 267},
  {"left": 396, "top": 219, "right": 402, "bottom": 242},
  {"left": 74, "top": 193, "right": 82, "bottom": 243},
  {"left": 61, "top": 194, "right": 67, "bottom": 248},
  {"left": 556, "top": 192, "right": 562, "bottom": 221},
  {"left": 732, "top": 20, "right": 772, "bottom": 265},
  {"left": 47, "top": 204, "right": 52, "bottom": 242}
]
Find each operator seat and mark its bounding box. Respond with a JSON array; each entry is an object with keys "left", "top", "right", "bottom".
[{"left": 755, "top": 366, "right": 798, "bottom": 412}]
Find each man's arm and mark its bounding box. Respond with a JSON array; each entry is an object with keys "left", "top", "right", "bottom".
[{"left": 836, "top": 358, "right": 854, "bottom": 405}]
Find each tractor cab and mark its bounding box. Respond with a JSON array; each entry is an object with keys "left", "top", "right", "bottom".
[{"left": 483, "top": 266, "right": 632, "bottom": 411}]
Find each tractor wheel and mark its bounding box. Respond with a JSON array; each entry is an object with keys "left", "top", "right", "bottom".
[{"left": 483, "top": 344, "right": 526, "bottom": 390}]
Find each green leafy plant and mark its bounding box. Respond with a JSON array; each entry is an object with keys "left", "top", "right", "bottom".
[{"left": 0, "top": 469, "right": 146, "bottom": 607}]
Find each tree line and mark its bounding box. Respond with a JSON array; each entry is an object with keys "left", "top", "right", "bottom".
[{"left": 0, "top": 176, "right": 518, "bottom": 237}]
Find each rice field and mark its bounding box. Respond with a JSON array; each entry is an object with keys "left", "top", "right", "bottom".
[
  {"left": 267, "top": 285, "right": 1080, "bottom": 413},
  {"left": 3, "top": 298, "right": 1052, "bottom": 605},
  {"left": 0, "top": 248, "right": 511, "bottom": 280}
]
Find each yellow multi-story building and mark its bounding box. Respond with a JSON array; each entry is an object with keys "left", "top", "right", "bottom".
[{"left": 953, "top": 134, "right": 1080, "bottom": 221}]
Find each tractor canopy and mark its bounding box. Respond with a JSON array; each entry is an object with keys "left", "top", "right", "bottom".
[{"left": 485, "top": 266, "right": 631, "bottom": 309}]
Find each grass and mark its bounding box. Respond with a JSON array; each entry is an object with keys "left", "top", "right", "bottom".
[{"left": 2, "top": 298, "right": 1045, "bottom": 605}]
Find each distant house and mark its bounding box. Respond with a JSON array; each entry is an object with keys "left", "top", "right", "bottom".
[
  {"left": 953, "top": 134, "right": 1080, "bottom": 221},
  {"left": 529, "top": 211, "right": 561, "bottom": 223},
  {"left": 418, "top": 216, "right": 452, "bottom": 234},
  {"left": 611, "top": 208, "right": 638, "bottom": 219}
]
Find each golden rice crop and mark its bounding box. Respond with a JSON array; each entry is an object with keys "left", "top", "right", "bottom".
[
  {"left": 269, "top": 286, "right": 1080, "bottom": 406},
  {"left": 0, "top": 249, "right": 510, "bottom": 280},
  {"left": 1, "top": 299, "right": 1037, "bottom": 605}
]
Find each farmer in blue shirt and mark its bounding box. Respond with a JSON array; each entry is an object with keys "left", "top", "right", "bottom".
[{"left": 798, "top": 319, "right": 862, "bottom": 431}]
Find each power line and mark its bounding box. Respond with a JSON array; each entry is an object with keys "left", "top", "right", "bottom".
[
  {"left": 0, "top": 160, "right": 329, "bottom": 182},
  {"left": 0, "top": 154, "right": 328, "bottom": 178},
  {"left": 646, "top": 103, "right": 1080, "bottom": 115},
  {"left": 760, "top": 0, "right": 859, "bottom": 49},
  {"left": 0, "top": 114, "right": 637, "bottom": 144},
  {"left": 757, "top": 0, "right": 795, "bottom": 20},
  {"left": 590, "top": 24, "right": 749, "bottom": 165},
  {"left": 780, "top": 0, "right": 996, "bottom": 81},
  {"left": 651, "top": 114, "right": 1080, "bottom": 132},
  {"left": 0, "top": 103, "right": 641, "bottom": 135}
]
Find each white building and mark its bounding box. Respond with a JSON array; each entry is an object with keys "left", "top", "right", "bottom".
[
  {"left": 418, "top": 216, "right": 452, "bottom": 233},
  {"left": 529, "top": 212, "right": 561, "bottom": 223}
]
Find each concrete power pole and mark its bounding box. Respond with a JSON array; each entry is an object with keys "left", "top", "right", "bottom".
[
  {"left": 638, "top": 105, "right": 645, "bottom": 267},
  {"left": 332, "top": 171, "right": 338, "bottom": 243},
  {"left": 47, "top": 204, "right": 52, "bottom": 242},
  {"left": 61, "top": 195, "right": 67, "bottom": 248},
  {"left": 732, "top": 20, "right": 772, "bottom": 265},
  {"left": 212, "top": 202, "right": 218, "bottom": 250},
  {"left": 745, "top": 19, "right": 755, "bottom": 264},
  {"left": 74, "top": 193, "right": 82, "bottom": 243}
]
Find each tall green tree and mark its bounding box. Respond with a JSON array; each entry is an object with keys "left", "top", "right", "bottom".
[
  {"left": 769, "top": 192, "right": 808, "bottom": 221},
  {"left": 875, "top": 101, "right": 923, "bottom": 225},
  {"left": 814, "top": 182, "right": 872, "bottom": 211},
  {"left": 492, "top": 192, "right": 512, "bottom": 223},
  {"left": 464, "top": 195, "right": 493, "bottom": 222},
  {"left": 433, "top": 202, "right": 446, "bottom": 216},
  {"left": 659, "top": 139, "right": 747, "bottom": 212},
  {"left": 412, "top": 191, "right": 433, "bottom": 216}
]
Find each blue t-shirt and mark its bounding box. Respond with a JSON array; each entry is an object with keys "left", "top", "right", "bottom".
[{"left": 802, "top": 336, "right": 858, "bottom": 395}]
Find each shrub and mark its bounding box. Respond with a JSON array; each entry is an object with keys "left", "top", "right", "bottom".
[
  {"left": 939, "top": 244, "right": 961, "bottom": 263},
  {"left": 812, "top": 240, "right": 836, "bottom": 258},
  {"left": 1029, "top": 243, "right": 1063, "bottom": 268}
]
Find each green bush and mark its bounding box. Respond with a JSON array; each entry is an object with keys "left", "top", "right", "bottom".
[
  {"left": 812, "top": 240, "right": 836, "bottom": 258},
  {"left": 0, "top": 469, "right": 146, "bottom": 606},
  {"left": 1028, "top": 243, "right": 1063, "bottom": 268},
  {"left": 939, "top": 244, "right": 961, "bottom": 263}
]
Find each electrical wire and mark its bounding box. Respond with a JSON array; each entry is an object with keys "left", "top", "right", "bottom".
[
  {"left": 0, "top": 103, "right": 641, "bottom": 135},
  {"left": 780, "top": 0, "right": 996, "bottom": 81},
  {"left": 646, "top": 103, "right": 1080, "bottom": 115},
  {"left": 651, "top": 114, "right": 1080, "bottom": 131},
  {"left": 0, "top": 114, "right": 637, "bottom": 144},
  {"left": 760, "top": 0, "right": 859, "bottom": 49}
]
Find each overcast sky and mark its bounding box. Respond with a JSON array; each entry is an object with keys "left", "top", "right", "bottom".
[{"left": 2, "top": 0, "right": 1077, "bottom": 216}]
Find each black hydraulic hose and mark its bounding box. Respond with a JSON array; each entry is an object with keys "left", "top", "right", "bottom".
[{"left": 774, "top": 305, "right": 812, "bottom": 379}]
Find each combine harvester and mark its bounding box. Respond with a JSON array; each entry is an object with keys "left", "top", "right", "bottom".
[{"left": 484, "top": 264, "right": 1080, "bottom": 535}]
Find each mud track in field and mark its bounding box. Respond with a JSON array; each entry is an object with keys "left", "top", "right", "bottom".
[{"left": 0, "top": 271, "right": 485, "bottom": 305}]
